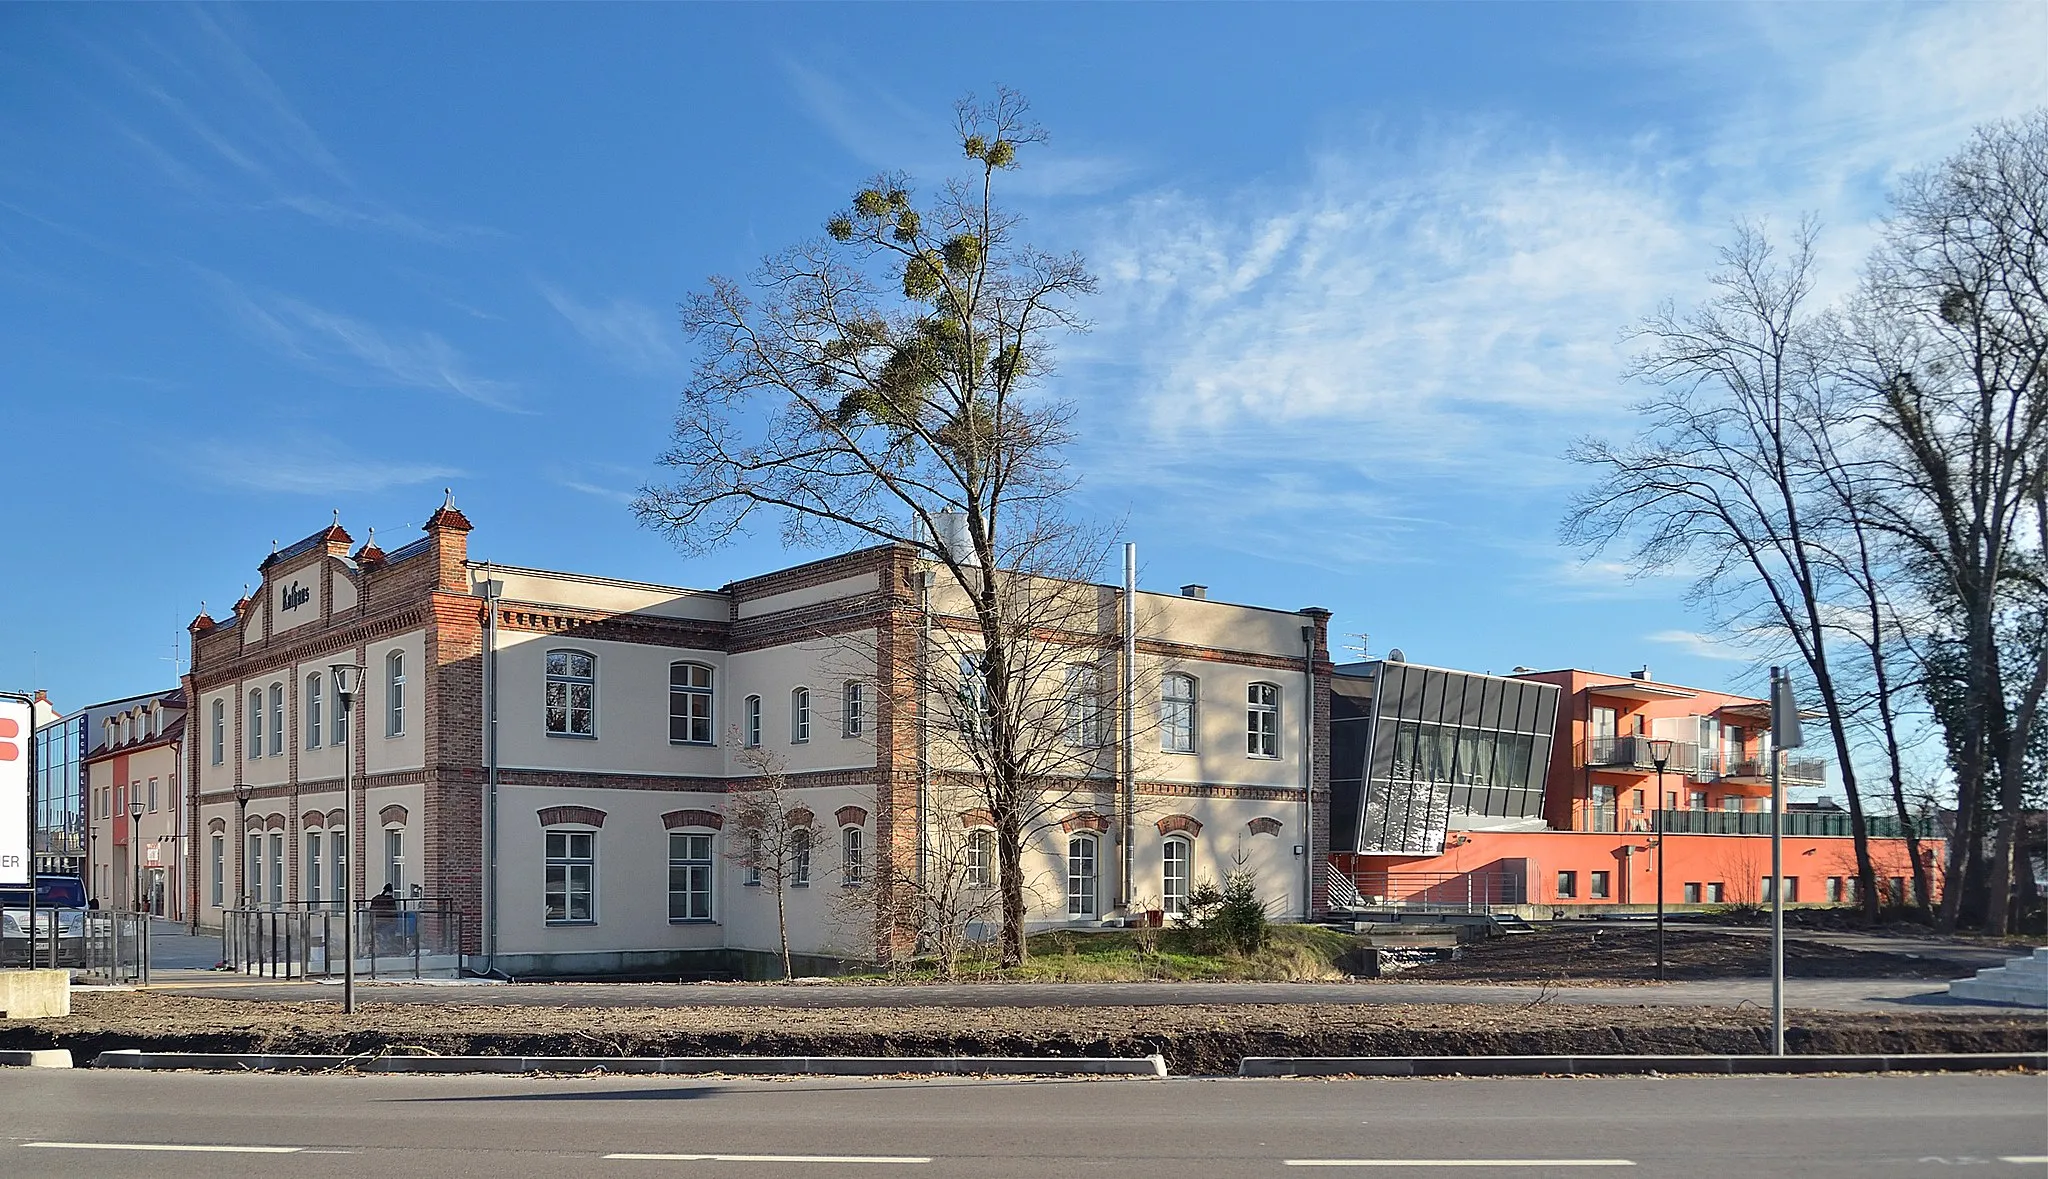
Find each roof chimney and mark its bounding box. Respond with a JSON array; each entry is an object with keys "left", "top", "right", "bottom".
[
  {"left": 1180, "top": 584, "right": 1207, "bottom": 600},
  {"left": 1631, "top": 666, "right": 1651, "bottom": 681}
]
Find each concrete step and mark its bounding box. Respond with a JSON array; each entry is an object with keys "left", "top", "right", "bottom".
[{"left": 1947, "top": 946, "right": 2048, "bottom": 1008}]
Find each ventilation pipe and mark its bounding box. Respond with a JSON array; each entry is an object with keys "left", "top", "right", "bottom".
[
  {"left": 1120, "top": 543, "right": 1137, "bottom": 912},
  {"left": 932, "top": 511, "right": 979, "bottom": 566}
]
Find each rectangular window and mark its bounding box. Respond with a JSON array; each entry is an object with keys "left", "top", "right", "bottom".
[
  {"left": 249, "top": 690, "right": 264, "bottom": 759},
  {"left": 791, "top": 829, "right": 811, "bottom": 887},
  {"left": 1706, "top": 881, "right": 1725, "bottom": 903},
  {"left": 1683, "top": 881, "right": 1701, "bottom": 904},
  {"left": 669, "top": 663, "right": 714, "bottom": 744},
  {"left": 1722, "top": 796, "right": 1741, "bottom": 812},
  {"left": 1887, "top": 877, "right": 1905, "bottom": 905},
  {"left": 1161, "top": 675, "right": 1196, "bottom": 754},
  {"left": 1067, "top": 836, "right": 1098, "bottom": 916},
  {"left": 843, "top": 682, "right": 864, "bottom": 738},
  {"left": 545, "top": 650, "right": 596, "bottom": 737},
  {"left": 667, "top": 832, "right": 713, "bottom": 921},
  {"left": 1556, "top": 870, "right": 1577, "bottom": 899},
  {"left": 386, "top": 653, "right": 406, "bottom": 738},
  {"left": 1246, "top": 683, "right": 1280, "bottom": 758},
  {"left": 841, "top": 826, "right": 864, "bottom": 885},
  {"left": 956, "top": 654, "right": 989, "bottom": 736},
  {"left": 1826, "top": 876, "right": 1842, "bottom": 904},
  {"left": 211, "top": 835, "right": 224, "bottom": 907},
  {"left": 270, "top": 833, "right": 284, "bottom": 905},
  {"left": 545, "top": 830, "right": 596, "bottom": 923},
  {"left": 1590, "top": 870, "right": 1610, "bottom": 899},
  {"left": 306, "top": 673, "right": 322, "bottom": 749},
  {"left": 1782, "top": 876, "right": 1798, "bottom": 903},
  {"left": 791, "top": 688, "right": 811, "bottom": 743},
  {"left": 306, "top": 832, "right": 323, "bottom": 906},
  {"left": 385, "top": 829, "right": 404, "bottom": 894},
  {"left": 1064, "top": 665, "right": 1102, "bottom": 747},
  {"left": 1630, "top": 790, "right": 1644, "bottom": 813},
  {"left": 270, "top": 683, "right": 285, "bottom": 756},
  {"left": 744, "top": 696, "right": 761, "bottom": 748},
  {"left": 247, "top": 833, "right": 262, "bottom": 907},
  {"left": 965, "top": 828, "right": 994, "bottom": 889},
  {"left": 147, "top": 777, "right": 159, "bottom": 814},
  {"left": 211, "top": 700, "right": 226, "bottom": 765}
]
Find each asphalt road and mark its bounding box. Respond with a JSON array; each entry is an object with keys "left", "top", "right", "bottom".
[
  {"left": 141, "top": 975, "right": 2025, "bottom": 1012},
  {"left": 1, "top": 1068, "right": 2042, "bottom": 1178}
]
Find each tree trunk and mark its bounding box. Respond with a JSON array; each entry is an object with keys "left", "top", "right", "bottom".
[{"left": 777, "top": 881, "right": 791, "bottom": 980}]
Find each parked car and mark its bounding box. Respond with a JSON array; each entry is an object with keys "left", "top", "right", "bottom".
[{"left": 0, "top": 875, "right": 90, "bottom": 967}]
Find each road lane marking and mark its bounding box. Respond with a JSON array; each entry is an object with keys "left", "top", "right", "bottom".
[
  {"left": 1285, "top": 1162, "right": 1635, "bottom": 1169},
  {"left": 606, "top": 1154, "right": 930, "bottom": 1164},
  {"left": 2000, "top": 1159, "right": 2048, "bottom": 1165},
  {"left": 25, "top": 1142, "right": 304, "bottom": 1154}
]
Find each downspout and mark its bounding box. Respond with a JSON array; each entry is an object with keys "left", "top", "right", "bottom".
[
  {"left": 481, "top": 570, "right": 502, "bottom": 975},
  {"left": 917, "top": 569, "right": 934, "bottom": 890},
  {"left": 1301, "top": 624, "right": 1316, "bottom": 921},
  {"left": 1120, "top": 544, "right": 1136, "bottom": 911}
]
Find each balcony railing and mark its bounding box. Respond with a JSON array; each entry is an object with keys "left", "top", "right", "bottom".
[
  {"left": 1332, "top": 869, "right": 1528, "bottom": 914},
  {"left": 1653, "top": 810, "right": 1932, "bottom": 837},
  {"left": 1582, "top": 735, "right": 1700, "bottom": 773},
  {"left": 1721, "top": 755, "right": 1828, "bottom": 785}
]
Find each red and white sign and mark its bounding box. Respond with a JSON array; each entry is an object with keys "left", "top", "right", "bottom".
[{"left": 0, "top": 698, "right": 29, "bottom": 885}]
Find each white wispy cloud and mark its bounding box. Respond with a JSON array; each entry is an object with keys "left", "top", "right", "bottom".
[
  {"left": 184, "top": 433, "right": 462, "bottom": 496},
  {"left": 209, "top": 273, "right": 523, "bottom": 412},
  {"left": 538, "top": 284, "right": 681, "bottom": 374},
  {"left": 1645, "top": 629, "right": 1759, "bottom": 664}
]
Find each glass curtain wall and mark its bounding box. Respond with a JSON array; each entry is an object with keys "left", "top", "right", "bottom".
[{"left": 33, "top": 715, "right": 87, "bottom": 876}]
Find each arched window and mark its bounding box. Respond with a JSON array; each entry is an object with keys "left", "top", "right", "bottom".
[
  {"left": 305, "top": 673, "right": 323, "bottom": 749},
  {"left": 1163, "top": 836, "right": 1193, "bottom": 915},
  {"left": 385, "top": 653, "right": 406, "bottom": 738},
  {"left": 743, "top": 695, "right": 762, "bottom": 748},
  {"left": 841, "top": 825, "right": 865, "bottom": 885},
  {"left": 956, "top": 654, "right": 989, "bottom": 736},
  {"left": 842, "top": 681, "right": 864, "bottom": 738},
  {"left": 210, "top": 699, "right": 226, "bottom": 766},
  {"left": 791, "top": 828, "right": 812, "bottom": 887},
  {"left": 1246, "top": 682, "right": 1280, "bottom": 758},
  {"left": 1064, "top": 665, "right": 1103, "bottom": 747},
  {"left": 1161, "top": 674, "right": 1197, "bottom": 754},
  {"left": 247, "top": 689, "right": 264, "bottom": 759},
  {"left": 269, "top": 682, "right": 285, "bottom": 755},
  {"left": 669, "top": 662, "right": 714, "bottom": 745},
  {"left": 791, "top": 687, "right": 811, "bottom": 743},
  {"left": 1067, "top": 833, "right": 1099, "bottom": 917},
  {"left": 545, "top": 649, "right": 595, "bottom": 737},
  {"left": 964, "top": 828, "right": 996, "bottom": 889}
]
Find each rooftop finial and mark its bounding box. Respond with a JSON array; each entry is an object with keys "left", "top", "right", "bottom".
[
  {"left": 271, "top": 538, "right": 279, "bottom": 555},
  {"left": 333, "top": 508, "right": 341, "bottom": 527},
  {"left": 443, "top": 487, "right": 456, "bottom": 510},
  {"left": 366, "top": 526, "right": 375, "bottom": 545}
]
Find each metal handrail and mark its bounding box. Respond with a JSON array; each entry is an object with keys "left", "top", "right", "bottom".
[
  {"left": 1655, "top": 809, "right": 1931, "bottom": 838},
  {"left": 1339, "top": 869, "right": 1526, "bottom": 913},
  {"left": 221, "top": 900, "right": 465, "bottom": 980}
]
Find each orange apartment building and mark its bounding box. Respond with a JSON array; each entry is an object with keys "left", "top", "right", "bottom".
[{"left": 1327, "top": 661, "right": 1932, "bottom": 914}]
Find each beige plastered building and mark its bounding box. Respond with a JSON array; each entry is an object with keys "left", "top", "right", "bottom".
[{"left": 182, "top": 497, "right": 1334, "bottom": 976}]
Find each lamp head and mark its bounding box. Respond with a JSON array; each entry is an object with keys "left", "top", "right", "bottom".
[
  {"left": 330, "top": 663, "right": 359, "bottom": 704},
  {"left": 129, "top": 799, "right": 144, "bottom": 821},
  {"left": 233, "top": 781, "right": 252, "bottom": 805},
  {"left": 1647, "top": 737, "right": 1674, "bottom": 770}
]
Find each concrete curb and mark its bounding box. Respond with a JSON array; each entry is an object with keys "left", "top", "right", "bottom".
[
  {"left": 90, "top": 1049, "right": 1169, "bottom": 1077},
  {"left": 1238, "top": 1052, "right": 2048, "bottom": 1077},
  {"left": 0, "top": 1050, "right": 74, "bottom": 1068}
]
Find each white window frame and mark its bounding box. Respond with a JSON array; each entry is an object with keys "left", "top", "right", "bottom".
[
  {"left": 1246, "top": 682, "right": 1280, "bottom": 758},
  {"left": 306, "top": 830, "right": 324, "bottom": 907},
  {"left": 269, "top": 682, "right": 285, "bottom": 756},
  {"left": 248, "top": 689, "right": 264, "bottom": 759},
  {"left": 385, "top": 652, "right": 406, "bottom": 738},
  {"left": 669, "top": 662, "right": 715, "bottom": 745},
  {"left": 791, "top": 687, "right": 811, "bottom": 744},
  {"left": 384, "top": 828, "right": 405, "bottom": 895},
  {"left": 210, "top": 834, "right": 224, "bottom": 907},
  {"left": 1063, "top": 664, "right": 1103, "bottom": 747},
  {"left": 668, "top": 831, "right": 714, "bottom": 922},
  {"left": 964, "top": 828, "right": 996, "bottom": 889},
  {"left": 956, "top": 653, "right": 989, "bottom": 736},
  {"left": 269, "top": 832, "right": 285, "bottom": 906},
  {"left": 544, "top": 828, "right": 597, "bottom": 924},
  {"left": 1163, "top": 835, "right": 1192, "bottom": 915},
  {"left": 147, "top": 777, "right": 158, "bottom": 814},
  {"left": 545, "top": 649, "right": 597, "bottom": 738},
  {"left": 1067, "top": 833, "right": 1099, "bottom": 917},
  {"left": 842, "top": 681, "right": 864, "bottom": 738},
  {"left": 306, "top": 673, "right": 322, "bottom": 749},
  {"left": 211, "top": 699, "right": 225, "bottom": 765},
  {"left": 1161, "top": 674, "right": 1197, "bottom": 754},
  {"left": 744, "top": 695, "right": 762, "bottom": 748},
  {"left": 791, "top": 828, "right": 811, "bottom": 888},
  {"left": 841, "top": 825, "right": 864, "bottom": 886}
]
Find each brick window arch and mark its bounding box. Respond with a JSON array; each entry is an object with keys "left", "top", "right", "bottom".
[
  {"left": 537, "top": 805, "right": 607, "bottom": 829},
  {"left": 1155, "top": 813, "right": 1203, "bottom": 837}
]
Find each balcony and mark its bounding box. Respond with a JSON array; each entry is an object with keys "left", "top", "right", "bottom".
[
  {"left": 1581, "top": 735, "right": 1699, "bottom": 774},
  {"left": 1653, "top": 810, "right": 1930, "bottom": 837},
  {"left": 1720, "top": 755, "right": 1828, "bottom": 785}
]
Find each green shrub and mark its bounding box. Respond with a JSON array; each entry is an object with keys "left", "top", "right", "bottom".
[{"left": 1178, "top": 871, "right": 1270, "bottom": 956}]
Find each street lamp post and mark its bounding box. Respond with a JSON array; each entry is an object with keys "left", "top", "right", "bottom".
[
  {"left": 331, "top": 662, "right": 362, "bottom": 1015},
  {"left": 128, "top": 799, "right": 146, "bottom": 917},
  {"left": 1646, "top": 738, "right": 1673, "bottom": 982},
  {"left": 233, "top": 782, "right": 252, "bottom": 907}
]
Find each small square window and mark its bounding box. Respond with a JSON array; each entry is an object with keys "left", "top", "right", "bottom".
[{"left": 1555, "top": 870, "right": 1577, "bottom": 899}]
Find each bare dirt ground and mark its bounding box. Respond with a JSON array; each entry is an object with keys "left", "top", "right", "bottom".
[
  {"left": 4, "top": 991, "right": 2041, "bottom": 1076},
  {"left": 1398, "top": 927, "right": 1994, "bottom": 983}
]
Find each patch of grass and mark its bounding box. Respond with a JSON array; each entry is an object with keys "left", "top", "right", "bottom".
[{"left": 845, "top": 924, "right": 1360, "bottom": 984}]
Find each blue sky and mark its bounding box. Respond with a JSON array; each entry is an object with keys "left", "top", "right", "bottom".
[{"left": 4, "top": 2, "right": 2045, "bottom": 714}]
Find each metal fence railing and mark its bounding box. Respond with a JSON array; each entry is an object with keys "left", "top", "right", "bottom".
[
  {"left": 1335, "top": 869, "right": 1527, "bottom": 914},
  {"left": 1656, "top": 810, "right": 1933, "bottom": 838},
  {"left": 80, "top": 911, "right": 151, "bottom": 984},
  {"left": 221, "top": 898, "right": 466, "bottom": 980}
]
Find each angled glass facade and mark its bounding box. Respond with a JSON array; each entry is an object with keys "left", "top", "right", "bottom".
[
  {"left": 33, "top": 713, "right": 86, "bottom": 876},
  {"left": 1329, "top": 661, "right": 1560, "bottom": 855}
]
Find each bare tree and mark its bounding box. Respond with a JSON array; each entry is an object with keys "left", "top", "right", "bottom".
[
  {"left": 1565, "top": 222, "right": 1884, "bottom": 918},
  {"left": 637, "top": 89, "right": 1097, "bottom": 965},
  {"left": 1839, "top": 111, "right": 2048, "bottom": 933},
  {"left": 725, "top": 743, "right": 824, "bottom": 979}
]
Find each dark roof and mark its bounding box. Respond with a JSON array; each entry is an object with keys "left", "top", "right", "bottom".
[{"left": 385, "top": 536, "right": 433, "bottom": 565}]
